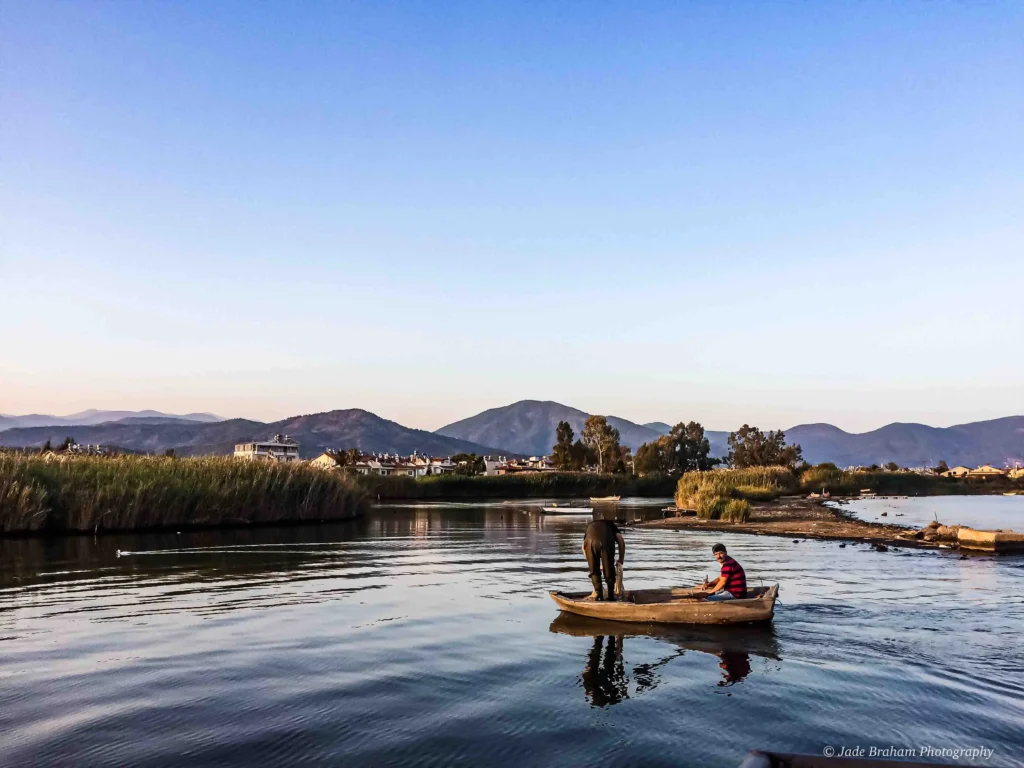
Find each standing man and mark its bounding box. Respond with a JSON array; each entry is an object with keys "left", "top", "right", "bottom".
[
  {"left": 582, "top": 518, "right": 625, "bottom": 601},
  {"left": 700, "top": 543, "right": 747, "bottom": 601}
]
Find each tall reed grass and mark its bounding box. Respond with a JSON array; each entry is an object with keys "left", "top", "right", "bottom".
[
  {"left": 798, "top": 467, "right": 964, "bottom": 496},
  {"left": 676, "top": 467, "right": 798, "bottom": 521},
  {"left": 0, "top": 454, "right": 368, "bottom": 534}
]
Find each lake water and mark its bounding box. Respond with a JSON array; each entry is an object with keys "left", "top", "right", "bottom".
[
  {"left": 1, "top": 500, "right": 1022, "bottom": 767},
  {"left": 830, "top": 495, "right": 1024, "bottom": 532}
]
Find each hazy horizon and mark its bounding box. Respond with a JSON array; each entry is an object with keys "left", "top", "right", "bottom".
[{"left": 3, "top": 2, "right": 1022, "bottom": 434}]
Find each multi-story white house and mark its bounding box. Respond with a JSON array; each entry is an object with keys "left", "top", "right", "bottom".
[{"left": 234, "top": 435, "right": 300, "bottom": 463}]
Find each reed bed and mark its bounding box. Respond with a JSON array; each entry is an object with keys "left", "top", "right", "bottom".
[
  {"left": 798, "top": 467, "right": 964, "bottom": 496},
  {"left": 676, "top": 467, "right": 797, "bottom": 521},
  {"left": 0, "top": 454, "right": 368, "bottom": 534}
]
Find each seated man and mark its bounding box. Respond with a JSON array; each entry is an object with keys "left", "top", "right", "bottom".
[
  {"left": 700, "top": 543, "right": 747, "bottom": 601},
  {"left": 581, "top": 519, "right": 625, "bottom": 601}
]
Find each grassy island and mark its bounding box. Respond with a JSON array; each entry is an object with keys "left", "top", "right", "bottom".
[
  {"left": 675, "top": 466, "right": 973, "bottom": 522},
  {"left": 0, "top": 454, "right": 368, "bottom": 535}
]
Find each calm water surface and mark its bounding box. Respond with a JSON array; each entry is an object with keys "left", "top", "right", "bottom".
[
  {"left": 832, "top": 495, "right": 1024, "bottom": 531},
  {"left": 1, "top": 500, "right": 1022, "bottom": 767}
]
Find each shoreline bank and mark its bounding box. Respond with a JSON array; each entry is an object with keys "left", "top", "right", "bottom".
[{"left": 633, "top": 497, "right": 941, "bottom": 548}]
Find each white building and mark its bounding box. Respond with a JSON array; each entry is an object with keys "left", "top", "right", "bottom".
[{"left": 234, "top": 435, "right": 300, "bottom": 463}]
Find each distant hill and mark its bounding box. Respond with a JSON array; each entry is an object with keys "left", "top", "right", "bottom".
[
  {"left": 0, "top": 410, "right": 221, "bottom": 430},
  {"left": 436, "top": 400, "right": 666, "bottom": 456},
  {"left": 0, "top": 409, "right": 503, "bottom": 458},
  {"left": 643, "top": 422, "right": 672, "bottom": 434},
  {"left": 788, "top": 416, "right": 1024, "bottom": 468}
]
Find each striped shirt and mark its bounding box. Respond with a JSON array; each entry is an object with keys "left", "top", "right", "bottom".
[{"left": 720, "top": 556, "right": 747, "bottom": 598}]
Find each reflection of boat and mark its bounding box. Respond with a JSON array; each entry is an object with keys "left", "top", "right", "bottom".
[
  {"left": 541, "top": 506, "right": 593, "bottom": 515},
  {"left": 739, "top": 752, "right": 938, "bottom": 767},
  {"left": 550, "top": 613, "right": 781, "bottom": 699},
  {"left": 549, "top": 612, "right": 781, "bottom": 658},
  {"left": 590, "top": 496, "right": 621, "bottom": 503},
  {"left": 550, "top": 584, "right": 778, "bottom": 624}
]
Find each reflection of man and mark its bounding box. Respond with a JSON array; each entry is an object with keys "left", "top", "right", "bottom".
[
  {"left": 582, "top": 519, "right": 625, "bottom": 601},
  {"left": 716, "top": 651, "right": 752, "bottom": 686},
  {"left": 581, "top": 635, "right": 628, "bottom": 707},
  {"left": 699, "top": 543, "right": 747, "bottom": 601}
]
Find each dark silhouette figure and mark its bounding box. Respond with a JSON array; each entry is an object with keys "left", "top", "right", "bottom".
[
  {"left": 581, "top": 635, "right": 629, "bottom": 707},
  {"left": 716, "top": 651, "right": 752, "bottom": 686},
  {"left": 582, "top": 519, "right": 624, "bottom": 601}
]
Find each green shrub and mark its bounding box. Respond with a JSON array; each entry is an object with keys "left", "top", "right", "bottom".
[
  {"left": 693, "top": 490, "right": 729, "bottom": 520},
  {"left": 676, "top": 466, "right": 797, "bottom": 510},
  {"left": 721, "top": 498, "right": 751, "bottom": 522},
  {"left": 732, "top": 485, "right": 779, "bottom": 502}
]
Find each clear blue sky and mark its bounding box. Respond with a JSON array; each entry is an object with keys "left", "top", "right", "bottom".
[{"left": 2, "top": 1, "right": 1022, "bottom": 432}]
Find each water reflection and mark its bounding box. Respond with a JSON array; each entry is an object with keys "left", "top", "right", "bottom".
[
  {"left": 582, "top": 634, "right": 630, "bottom": 707},
  {"left": 550, "top": 612, "right": 780, "bottom": 704}
]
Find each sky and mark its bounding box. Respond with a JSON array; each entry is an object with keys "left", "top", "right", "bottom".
[{"left": 2, "top": 1, "right": 1022, "bottom": 433}]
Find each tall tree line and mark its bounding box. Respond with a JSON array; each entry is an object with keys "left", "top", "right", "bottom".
[
  {"left": 634, "top": 421, "right": 720, "bottom": 475},
  {"left": 551, "top": 416, "right": 631, "bottom": 473}
]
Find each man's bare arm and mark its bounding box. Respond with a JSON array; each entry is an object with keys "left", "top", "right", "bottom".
[
  {"left": 616, "top": 533, "right": 625, "bottom": 564},
  {"left": 701, "top": 575, "right": 726, "bottom": 592}
]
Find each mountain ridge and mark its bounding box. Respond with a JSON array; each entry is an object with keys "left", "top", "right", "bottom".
[
  {"left": 0, "top": 410, "right": 222, "bottom": 431},
  {"left": 2, "top": 402, "right": 1021, "bottom": 468},
  {"left": 0, "top": 409, "right": 505, "bottom": 458},
  {"left": 438, "top": 400, "right": 684, "bottom": 456}
]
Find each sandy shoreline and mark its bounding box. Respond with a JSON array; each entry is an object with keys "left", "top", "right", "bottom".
[{"left": 632, "top": 497, "right": 933, "bottom": 546}]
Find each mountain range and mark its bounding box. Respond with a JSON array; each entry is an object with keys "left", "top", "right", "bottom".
[
  {"left": 0, "top": 410, "right": 221, "bottom": 431},
  {"left": 785, "top": 417, "right": 1024, "bottom": 468},
  {"left": 0, "top": 409, "right": 503, "bottom": 459},
  {"left": 0, "top": 402, "right": 1021, "bottom": 468},
  {"left": 436, "top": 400, "right": 732, "bottom": 457}
]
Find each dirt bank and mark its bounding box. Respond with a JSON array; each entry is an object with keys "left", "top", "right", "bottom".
[{"left": 633, "top": 497, "right": 931, "bottom": 546}]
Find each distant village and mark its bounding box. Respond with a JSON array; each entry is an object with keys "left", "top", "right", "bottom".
[
  {"left": 233, "top": 435, "right": 556, "bottom": 476},
  {"left": 230, "top": 435, "right": 1024, "bottom": 480}
]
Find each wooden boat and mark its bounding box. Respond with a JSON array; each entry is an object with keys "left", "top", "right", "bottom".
[
  {"left": 739, "top": 752, "right": 942, "bottom": 767},
  {"left": 541, "top": 506, "right": 593, "bottom": 515},
  {"left": 589, "top": 495, "right": 621, "bottom": 503},
  {"left": 550, "top": 584, "right": 778, "bottom": 624}
]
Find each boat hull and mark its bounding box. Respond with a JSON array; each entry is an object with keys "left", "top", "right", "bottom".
[
  {"left": 550, "top": 584, "right": 778, "bottom": 625},
  {"left": 541, "top": 507, "right": 593, "bottom": 515}
]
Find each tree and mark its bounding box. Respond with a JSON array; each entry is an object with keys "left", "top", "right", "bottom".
[
  {"left": 570, "top": 439, "right": 596, "bottom": 471},
  {"left": 885, "top": 461, "right": 900, "bottom": 472},
  {"left": 727, "top": 425, "right": 803, "bottom": 468},
  {"left": 551, "top": 421, "right": 575, "bottom": 470},
  {"left": 667, "top": 421, "right": 718, "bottom": 473},
  {"left": 934, "top": 460, "right": 949, "bottom": 474},
  {"left": 164, "top": 448, "right": 176, "bottom": 458},
  {"left": 582, "top": 416, "right": 621, "bottom": 473},
  {"left": 452, "top": 453, "right": 485, "bottom": 476},
  {"left": 634, "top": 421, "right": 721, "bottom": 475},
  {"left": 60, "top": 437, "right": 76, "bottom": 451},
  {"left": 633, "top": 439, "right": 667, "bottom": 475},
  {"left": 40, "top": 439, "right": 52, "bottom": 454}
]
